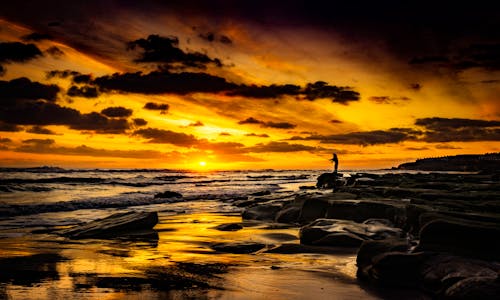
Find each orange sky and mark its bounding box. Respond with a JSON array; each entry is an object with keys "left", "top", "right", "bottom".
[{"left": 0, "top": 2, "right": 499, "bottom": 170}]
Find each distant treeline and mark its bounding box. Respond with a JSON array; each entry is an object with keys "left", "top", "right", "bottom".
[{"left": 397, "top": 153, "right": 500, "bottom": 172}]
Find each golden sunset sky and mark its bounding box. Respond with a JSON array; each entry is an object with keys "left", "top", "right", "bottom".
[{"left": 0, "top": 1, "right": 499, "bottom": 170}]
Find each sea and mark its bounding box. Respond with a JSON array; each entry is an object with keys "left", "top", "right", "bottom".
[{"left": 0, "top": 167, "right": 334, "bottom": 233}]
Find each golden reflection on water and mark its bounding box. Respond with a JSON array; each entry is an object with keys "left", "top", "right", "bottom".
[{"left": 0, "top": 203, "right": 369, "bottom": 299}]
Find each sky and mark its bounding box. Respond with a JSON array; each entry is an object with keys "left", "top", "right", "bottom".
[{"left": 0, "top": 0, "right": 499, "bottom": 170}]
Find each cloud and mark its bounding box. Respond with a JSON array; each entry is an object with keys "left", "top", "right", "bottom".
[
  {"left": 238, "top": 117, "right": 296, "bottom": 129},
  {"left": 26, "top": 125, "right": 57, "bottom": 135},
  {"left": 15, "top": 139, "right": 167, "bottom": 159},
  {"left": 143, "top": 102, "right": 169, "bottom": 112},
  {"left": 245, "top": 141, "right": 320, "bottom": 153},
  {"left": 405, "top": 146, "right": 429, "bottom": 151},
  {"left": 409, "top": 56, "right": 449, "bottom": 65},
  {"left": 415, "top": 117, "right": 500, "bottom": 130},
  {"left": 187, "top": 121, "right": 204, "bottom": 127},
  {"left": 0, "top": 65, "right": 4, "bottom": 76},
  {"left": 219, "top": 132, "right": 231, "bottom": 136},
  {"left": 368, "top": 96, "right": 411, "bottom": 104},
  {"left": 94, "top": 70, "right": 234, "bottom": 95},
  {"left": 46, "top": 46, "right": 64, "bottom": 57},
  {"left": 132, "top": 118, "right": 148, "bottom": 126},
  {"left": 415, "top": 118, "right": 500, "bottom": 142},
  {"left": 410, "top": 83, "right": 422, "bottom": 90},
  {"left": 128, "top": 34, "right": 223, "bottom": 68},
  {"left": 330, "top": 119, "right": 343, "bottom": 124},
  {"left": 67, "top": 85, "right": 99, "bottom": 98},
  {"left": 0, "top": 121, "right": 22, "bottom": 132},
  {"left": 1, "top": 77, "right": 59, "bottom": 102},
  {"left": 291, "top": 128, "right": 421, "bottom": 146},
  {"left": 133, "top": 127, "right": 199, "bottom": 146},
  {"left": 73, "top": 74, "right": 92, "bottom": 84},
  {"left": 0, "top": 79, "right": 130, "bottom": 134},
  {"left": 21, "top": 32, "right": 53, "bottom": 42},
  {"left": 199, "top": 32, "right": 233, "bottom": 44},
  {"left": 228, "top": 84, "right": 301, "bottom": 98},
  {"left": 0, "top": 137, "right": 12, "bottom": 143},
  {"left": 303, "top": 81, "right": 360, "bottom": 104},
  {"left": 435, "top": 144, "right": 462, "bottom": 149},
  {"left": 101, "top": 106, "right": 133, "bottom": 118},
  {"left": 0, "top": 42, "right": 42, "bottom": 63},
  {"left": 245, "top": 133, "right": 269, "bottom": 138}
]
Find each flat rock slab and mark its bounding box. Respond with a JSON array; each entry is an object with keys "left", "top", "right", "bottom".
[
  {"left": 210, "top": 242, "right": 266, "bottom": 254},
  {"left": 59, "top": 211, "right": 158, "bottom": 239}
]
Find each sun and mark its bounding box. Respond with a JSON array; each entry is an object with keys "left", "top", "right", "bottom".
[{"left": 199, "top": 161, "right": 207, "bottom": 167}]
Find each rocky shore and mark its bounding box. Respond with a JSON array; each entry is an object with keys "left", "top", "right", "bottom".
[{"left": 229, "top": 171, "right": 500, "bottom": 299}]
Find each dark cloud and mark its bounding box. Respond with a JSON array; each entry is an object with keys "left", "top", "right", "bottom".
[
  {"left": 67, "top": 85, "right": 99, "bottom": 98},
  {"left": 0, "top": 137, "right": 12, "bottom": 143},
  {"left": 405, "top": 146, "right": 429, "bottom": 151},
  {"left": 415, "top": 117, "right": 500, "bottom": 130},
  {"left": 0, "top": 121, "right": 21, "bottom": 132},
  {"left": 410, "top": 83, "right": 422, "bottom": 90},
  {"left": 128, "top": 34, "right": 223, "bottom": 68},
  {"left": 21, "top": 32, "right": 53, "bottom": 42},
  {"left": 73, "top": 74, "right": 92, "bottom": 84},
  {"left": 46, "top": 69, "right": 80, "bottom": 79},
  {"left": 368, "top": 96, "right": 411, "bottom": 104},
  {"left": 228, "top": 84, "right": 301, "bottom": 98},
  {"left": 330, "top": 119, "right": 343, "bottom": 124},
  {"left": 101, "top": 106, "right": 133, "bottom": 118},
  {"left": 132, "top": 118, "right": 148, "bottom": 126},
  {"left": 144, "top": 102, "right": 169, "bottom": 112},
  {"left": 245, "top": 133, "right": 269, "bottom": 138},
  {"left": 219, "top": 132, "right": 231, "bottom": 136},
  {"left": 0, "top": 65, "right": 4, "bottom": 76},
  {"left": 0, "top": 80, "right": 130, "bottom": 134},
  {"left": 199, "top": 32, "right": 232, "bottom": 44},
  {"left": 133, "top": 127, "right": 199, "bottom": 146},
  {"left": 22, "top": 138, "right": 55, "bottom": 145},
  {"left": 26, "top": 125, "right": 57, "bottom": 135},
  {"left": 303, "top": 81, "right": 360, "bottom": 104},
  {"left": 188, "top": 121, "right": 204, "bottom": 127},
  {"left": 245, "top": 141, "right": 319, "bottom": 153},
  {"left": 435, "top": 144, "right": 462, "bottom": 150},
  {"left": 94, "top": 70, "right": 234, "bottom": 95},
  {"left": 291, "top": 128, "right": 421, "bottom": 146},
  {"left": 46, "top": 46, "right": 64, "bottom": 57},
  {"left": 0, "top": 77, "right": 59, "bottom": 102},
  {"left": 0, "top": 42, "right": 42, "bottom": 63},
  {"left": 15, "top": 139, "right": 167, "bottom": 159},
  {"left": 409, "top": 56, "right": 449, "bottom": 65},
  {"left": 238, "top": 117, "right": 296, "bottom": 129},
  {"left": 415, "top": 117, "right": 500, "bottom": 142},
  {"left": 264, "top": 121, "right": 296, "bottom": 129}
]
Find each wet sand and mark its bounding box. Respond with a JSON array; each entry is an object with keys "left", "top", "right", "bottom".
[{"left": 0, "top": 199, "right": 425, "bottom": 299}]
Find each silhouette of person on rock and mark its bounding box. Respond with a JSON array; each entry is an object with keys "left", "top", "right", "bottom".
[{"left": 330, "top": 153, "right": 339, "bottom": 192}]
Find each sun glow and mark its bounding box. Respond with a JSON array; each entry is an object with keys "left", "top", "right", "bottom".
[{"left": 199, "top": 161, "right": 207, "bottom": 167}]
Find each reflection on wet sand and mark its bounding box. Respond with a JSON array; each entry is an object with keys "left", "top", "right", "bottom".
[{"left": 0, "top": 201, "right": 384, "bottom": 299}]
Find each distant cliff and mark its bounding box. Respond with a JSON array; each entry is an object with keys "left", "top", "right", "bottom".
[{"left": 397, "top": 153, "right": 500, "bottom": 172}]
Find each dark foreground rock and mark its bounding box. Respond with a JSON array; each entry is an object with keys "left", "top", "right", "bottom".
[
  {"left": 154, "top": 191, "right": 182, "bottom": 198},
  {"left": 59, "top": 211, "right": 158, "bottom": 239},
  {"left": 211, "top": 242, "right": 266, "bottom": 254},
  {"left": 299, "top": 219, "right": 404, "bottom": 247}
]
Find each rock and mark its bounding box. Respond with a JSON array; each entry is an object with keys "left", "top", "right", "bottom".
[
  {"left": 418, "top": 218, "right": 500, "bottom": 260},
  {"left": 368, "top": 251, "right": 431, "bottom": 287},
  {"left": 299, "top": 218, "right": 403, "bottom": 247},
  {"left": 211, "top": 242, "right": 266, "bottom": 254},
  {"left": 154, "top": 191, "right": 182, "bottom": 198},
  {"left": 356, "top": 238, "right": 410, "bottom": 278},
  {"left": 265, "top": 243, "right": 353, "bottom": 254},
  {"left": 275, "top": 206, "right": 301, "bottom": 223},
  {"left": 59, "top": 211, "right": 158, "bottom": 239},
  {"left": 420, "top": 254, "right": 500, "bottom": 296},
  {"left": 298, "top": 197, "right": 329, "bottom": 223},
  {"left": 325, "top": 200, "right": 404, "bottom": 224},
  {"left": 299, "top": 186, "right": 316, "bottom": 190},
  {"left": 250, "top": 190, "right": 271, "bottom": 196},
  {"left": 242, "top": 203, "right": 283, "bottom": 221},
  {"left": 444, "top": 276, "right": 500, "bottom": 300},
  {"left": 214, "top": 223, "right": 243, "bottom": 231}
]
